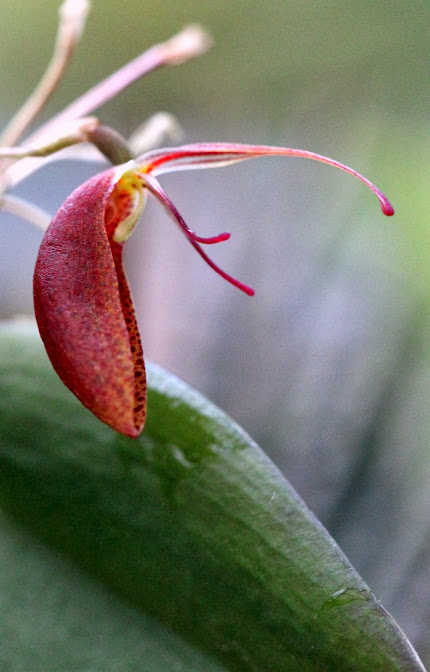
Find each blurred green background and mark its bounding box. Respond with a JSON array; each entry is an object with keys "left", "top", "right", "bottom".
[{"left": 0, "top": 0, "right": 429, "bottom": 664}]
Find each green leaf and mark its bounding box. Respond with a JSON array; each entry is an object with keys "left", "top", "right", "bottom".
[
  {"left": 0, "top": 319, "right": 426, "bottom": 672},
  {"left": 0, "top": 514, "right": 226, "bottom": 672}
]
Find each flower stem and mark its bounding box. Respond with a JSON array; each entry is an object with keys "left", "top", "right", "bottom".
[
  {"left": 0, "top": 194, "right": 51, "bottom": 231},
  {"left": 0, "top": 0, "right": 90, "bottom": 148},
  {"left": 28, "top": 25, "right": 211, "bottom": 146}
]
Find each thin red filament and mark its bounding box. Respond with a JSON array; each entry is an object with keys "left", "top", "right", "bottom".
[
  {"left": 190, "top": 239, "right": 255, "bottom": 296},
  {"left": 139, "top": 171, "right": 254, "bottom": 295}
]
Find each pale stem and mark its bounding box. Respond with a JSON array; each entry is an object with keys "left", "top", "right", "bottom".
[
  {"left": 0, "top": 117, "right": 100, "bottom": 160},
  {"left": 0, "top": 0, "right": 90, "bottom": 148},
  {"left": 27, "top": 25, "right": 212, "bottom": 147},
  {"left": 1, "top": 25, "right": 211, "bottom": 192},
  {"left": 0, "top": 194, "right": 51, "bottom": 231},
  {"left": 0, "top": 118, "right": 134, "bottom": 194},
  {"left": 128, "top": 113, "right": 183, "bottom": 156},
  {"left": 1, "top": 113, "right": 184, "bottom": 192}
]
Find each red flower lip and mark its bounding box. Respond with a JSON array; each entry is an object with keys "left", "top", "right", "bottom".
[
  {"left": 33, "top": 168, "right": 146, "bottom": 438},
  {"left": 33, "top": 144, "right": 394, "bottom": 437}
]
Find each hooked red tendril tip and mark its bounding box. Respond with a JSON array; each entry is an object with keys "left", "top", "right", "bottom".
[
  {"left": 191, "top": 231, "right": 231, "bottom": 244},
  {"left": 381, "top": 200, "right": 395, "bottom": 217}
]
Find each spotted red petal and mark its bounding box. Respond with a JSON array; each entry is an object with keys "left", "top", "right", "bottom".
[{"left": 33, "top": 168, "right": 146, "bottom": 437}]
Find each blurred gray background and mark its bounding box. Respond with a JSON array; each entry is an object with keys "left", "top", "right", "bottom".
[{"left": 1, "top": 0, "right": 429, "bottom": 663}]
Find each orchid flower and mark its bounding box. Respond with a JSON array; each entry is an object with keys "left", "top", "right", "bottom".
[
  {"left": 33, "top": 142, "right": 393, "bottom": 437},
  {"left": 1, "top": 1, "right": 394, "bottom": 438}
]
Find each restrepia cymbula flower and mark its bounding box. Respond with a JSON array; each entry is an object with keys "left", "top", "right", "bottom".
[
  {"left": 33, "top": 143, "right": 393, "bottom": 437},
  {"left": 0, "top": 1, "right": 394, "bottom": 437}
]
